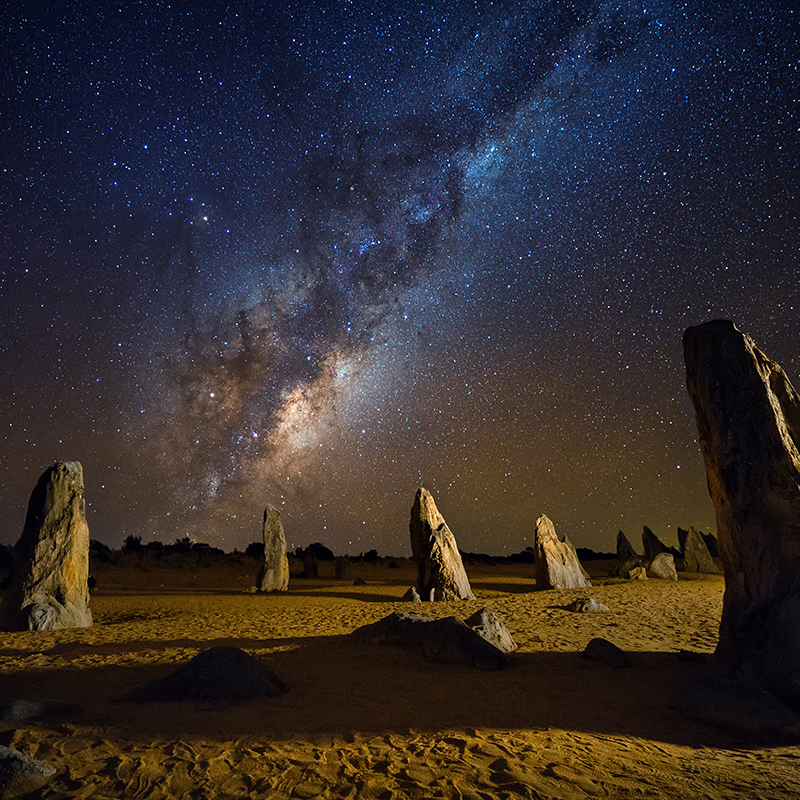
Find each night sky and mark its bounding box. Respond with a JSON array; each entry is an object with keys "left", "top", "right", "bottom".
[{"left": 2, "top": 1, "right": 797, "bottom": 556}]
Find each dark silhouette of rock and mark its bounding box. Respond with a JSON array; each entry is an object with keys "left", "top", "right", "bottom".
[
  {"left": 616, "top": 531, "right": 639, "bottom": 563},
  {"left": 582, "top": 637, "right": 631, "bottom": 668},
  {"left": 703, "top": 531, "right": 720, "bottom": 557},
  {"left": 681, "top": 526, "right": 719, "bottom": 573},
  {"left": 533, "top": 515, "right": 590, "bottom": 590},
  {"left": 352, "top": 611, "right": 509, "bottom": 670},
  {"left": 0, "top": 745, "right": 57, "bottom": 798},
  {"left": 257, "top": 504, "right": 289, "bottom": 592},
  {"left": 132, "top": 646, "right": 288, "bottom": 701},
  {"left": 409, "top": 488, "right": 474, "bottom": 601},
  {"left": 642, "top": 526, "right": 669, "bottom": 560},
  {"left": 616, "top": 531, "right": 647, "bottom": 577},
  {"left": 647, "top": 552, "right": 678, "bottom": 580},
  {"left": 0, "top": 462, "right": 92, "bottom": 631},
  {"left": 684, "top": 320, "right": 800, "bottom": 709},
  {"left": 464, "top": 607, "right": 517, "bottom": 652}
]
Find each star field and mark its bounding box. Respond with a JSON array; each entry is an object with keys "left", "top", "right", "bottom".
[{"left": 1, "top": 0, "right": 798, "bottom": 555}]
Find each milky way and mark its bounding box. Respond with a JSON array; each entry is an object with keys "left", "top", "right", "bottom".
[{"left": 1, "top": 1, "right": 798, "bottom": 554}]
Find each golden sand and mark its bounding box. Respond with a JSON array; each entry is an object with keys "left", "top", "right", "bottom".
[{"left": 2, "top": 556, "right": 798, "bottom": 799}]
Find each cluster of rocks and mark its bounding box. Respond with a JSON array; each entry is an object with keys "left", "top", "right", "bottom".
[
  {"left": 614, "top": 529, "right": 678, "bottom": 581},
  {"left": 351, "top": 607, "right": 516, "bottom": 670},
  {"left": 613, "top": 524, "right": 719, "bottom": 582}
]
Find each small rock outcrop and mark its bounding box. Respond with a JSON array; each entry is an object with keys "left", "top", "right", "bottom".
[
  {"left": 583, "top": 637, "right": 631, "bottom": 668},
  {"left": 132, "top": 646, "right": 288, "bottom": 701},
  {"left": 0, "top": 462, "right": 92, "bottom": 631},
  {"left": 642, "top": 526, "right": 670, "bottom": 560},
  {"left": 565, "top": 597, "right": 609, "bottom": 613},
  {"left": 646, "top": 552, "right": 678, "bottom": 581},
  {"left": 683, "top": 320, "right": 800, "bottom": 709},
  {"left": 464, "top": 607, "right": 518, "bottom": 652},
  {"left": 0, "top": 744, "right": 57, "bottom": 798},
  {"left": 533, "top": 515, "right": 590, "bottom": 590},
  {"left": 257, "top": 504, "right": 290, "bottom": 592},
  {"left": 680, "top": 526, "right": 719, "bottom": 573},
  {"left": 352, "top": 609, "right": 513, "bottom": 670},
  {"left": 409, "top": 488, "right": 474, "bottom": 601}
]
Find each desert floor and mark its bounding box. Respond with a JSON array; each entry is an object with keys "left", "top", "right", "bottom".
[{"left": 2, "top": 555, "right": 799, "bottom": 799}]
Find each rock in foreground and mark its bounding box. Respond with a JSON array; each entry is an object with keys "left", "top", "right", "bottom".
[
  {"left": 0, "top": 744, "right": 57, "bottom": 799},
  {"left": 0, "top": 462, "right": 92, "bottom": 631},
  {"left": 684, "top": 320, "right": 800, "bottom": 708},
  {"left": 132, "top": 646, "right": 288, "bottom": 701},
  {"left": 352, "top": 609, "right": 513, "bottom": 669}
]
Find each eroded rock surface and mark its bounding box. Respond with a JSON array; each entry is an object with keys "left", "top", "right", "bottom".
[
  {"left": 684, "top": 320, "right": 800, "bottom": 710},
  {"left": 0, "top": 462, "right": 92, "bottom": 631},
  {"left": 258, "top": 504, "right": 290, "bottom": 592},
  {"left": 533, "top": 515, "right": 590, "bottom": 590},
  {"left": 409, "top": 488, "right": 474, "bottom": 601},
  {"left": 680, "top": 526, "right": 719, "bottom": 574}
]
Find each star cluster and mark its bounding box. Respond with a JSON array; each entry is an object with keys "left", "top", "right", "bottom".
[{"left": 1, "top": 0, "right": 798, "bottom": 554}]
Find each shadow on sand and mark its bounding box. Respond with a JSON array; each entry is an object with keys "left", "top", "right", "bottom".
[{"left": 0, "top": 631, "right": 745, "bottom": 750}]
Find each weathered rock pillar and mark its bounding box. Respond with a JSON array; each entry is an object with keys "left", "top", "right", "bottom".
[
  {"left": 409, "top": 488, "right": 474, "bottom": 601},
  {"left": 0, "top": 461, "right": 92, "bottom": 630},
  {"left": 684, "top": 320, "right": 800, "bottom": 706},
  {"left": 258, "top": 504, "right": 290, "bottom": 592}
]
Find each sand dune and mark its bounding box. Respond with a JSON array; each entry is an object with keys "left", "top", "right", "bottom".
[{"left": 2, "top": 557, "right": 798, "bottom": 799}]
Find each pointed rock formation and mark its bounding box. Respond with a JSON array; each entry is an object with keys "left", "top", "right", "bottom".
[
  {"left": 409, "top": 488, "right": 474, "bottom": 601},
  {"left": 684, "top": 320, "right": 800, "bottom": 708},
  {"left": 642, "top": 526, "right": 669, "bottom": 560},
  {"left": 616, "top": 531, "right": 639, "bottom": 563},
  {"left": 681, "top": 526, "right": 719, "bottom": 573},
  {"left": 533, "top": 515, "right": 590, "bottom": 590},
  {"left": 0, "top": 462, "right": 92, "bottom": 631},
  {"left": 258, "top": 504, "right": 290, "bottom": 592}
]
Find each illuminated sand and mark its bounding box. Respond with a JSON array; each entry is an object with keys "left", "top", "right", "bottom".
[{"left": 2, "top": 557, "right": 799, "bottom": 798}]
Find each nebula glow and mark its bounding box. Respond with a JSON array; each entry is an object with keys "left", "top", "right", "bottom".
[{"left": 1, "top": 1, "right": 797, "bottom": 554}]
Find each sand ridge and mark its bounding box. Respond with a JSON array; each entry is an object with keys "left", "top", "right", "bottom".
[{"left": 2, "top": 558, "right": 798, "bottom": 798}]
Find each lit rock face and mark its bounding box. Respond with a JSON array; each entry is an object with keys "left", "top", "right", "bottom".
[
  {"left": 684, "top": 320, "right": 800, "bottom": 706},
  {"left": 0, "top": 462, "right": 92, "bottom": 631},
  {"left": 680, "top": 526, "right": 719, "bottom": 574},
  {"left": 533, "top": 514, "right": 590, "bottom": 590},
  {"left": 409, "top": 488, "right": 475, "bottom": 601},
  {"left": 258, "top": 504, "right": 290, "bottom": 592},
  {"left": 647, "top": 552, "right": 678, "bottom": 581}
]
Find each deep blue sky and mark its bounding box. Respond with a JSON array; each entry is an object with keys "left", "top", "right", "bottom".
[{"left": 2, "top": 1, "right": 797, "bottom": 554}]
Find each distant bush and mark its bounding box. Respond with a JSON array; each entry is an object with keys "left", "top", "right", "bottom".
[
  {"left": 361, "top": 549, "right": 379, "bottom": 563},
  {"left": 305, "top": 542, "right": 335, "bottom": 561},
  {"left": 246, "top": 541, "right": 265, "bottom": 559},
  {"left": 89, "top": 539, "right": 112, "bottom": 562},
  {"left": 123, "top": 535, "right": 142, "bottom": 553}
]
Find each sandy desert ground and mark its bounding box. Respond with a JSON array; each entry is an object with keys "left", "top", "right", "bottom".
[{"left": 2, "top": 554, "right": 799, "bottom": 799}]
